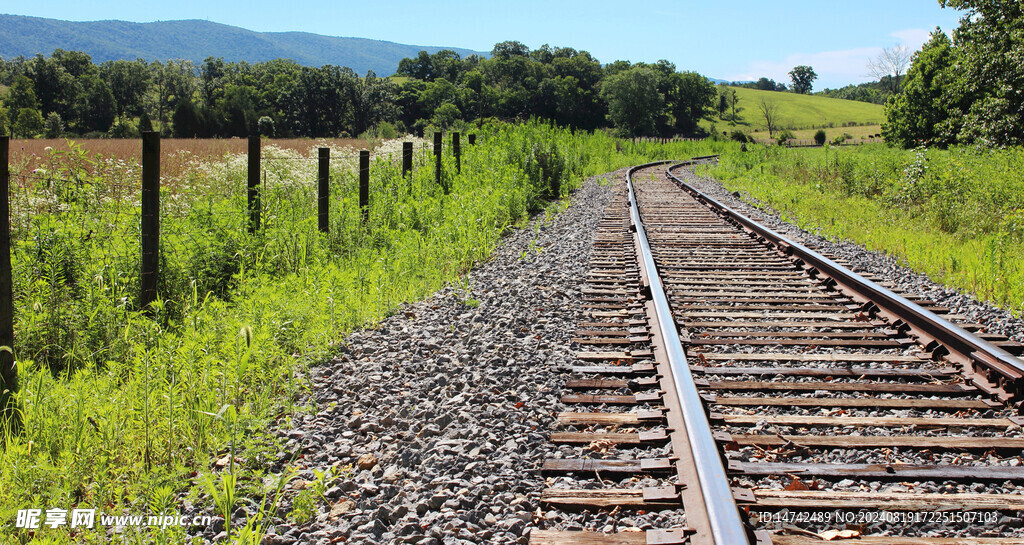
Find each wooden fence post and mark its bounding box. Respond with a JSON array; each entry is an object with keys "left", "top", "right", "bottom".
[
  {"left": 433, "top": 131, "right": 444, "bottom": 193},
  {"left": 0, "top": 136, "right": 15, "bottom": 427},
  {"left": 318, "top": 147, "right": 329, "bottom": 233},
  {"left": 359, "top": 150, "right": 369, "bottom": 225},
  {"left": 402, "top": 142, "right": 413, "bottom": 194},
  {"left": 402, "top": 142, "right": 413, "bottom": 178},
  {"left": 453, "top": 131, "right": 461, "bottom": 174},
  {"left": 140, "top": 131, "right": 160, "bottom": 313},
  {"left": 247, "top": 136, "right": 260, "bottom": 233}
]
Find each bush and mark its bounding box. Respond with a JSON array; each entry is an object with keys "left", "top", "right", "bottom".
[
  {"left": 776, "top": 129, "right": 795, "bottom": 146},
  {"left": 44, "top": 112, "right": 63, "bottom": 138},
  {"left": 814, "top": 129, "right": 827, "bottom": 146},
  {"left": 730, "top": 130, "right": 749, "bottom": 143},
  {"left": 108, "top": 116, "right": 139, "bottom": 138},
  {"left": 258, "top": 116, "right": 275, "bottom": 137},
  {"left": 138, "top": 111, "right": 153, "bottom": 133}
]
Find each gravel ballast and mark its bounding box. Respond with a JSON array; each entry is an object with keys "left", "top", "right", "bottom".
[
  {"left": 243, "top": 172, "right": 621, "bottom": 545},
  {"left": 186, "top": 161, "right": 1024, "bottom": 544}
]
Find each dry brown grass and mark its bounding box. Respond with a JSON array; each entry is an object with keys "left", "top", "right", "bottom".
[{"left": 8, "top": 137, "right": 371, "bottom": 177}]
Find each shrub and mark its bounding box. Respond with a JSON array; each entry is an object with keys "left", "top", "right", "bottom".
[
  {"left": 108, "top": 115, "right": 139, "bottom": 138},
  {"left": 258, "top": 116, "right": 275, "bottom": 137},
  {"left": 814, "top": 129, "right": 827, "bottom": 146},
  {"left": 776, "top": 129, "right": 795, "bottom": 145},
  {"left": 44, "top": 112, "right": 63, "bottom": 138},
  {"left": 730, "top": 130, "right": 749, "bottom": 143}
]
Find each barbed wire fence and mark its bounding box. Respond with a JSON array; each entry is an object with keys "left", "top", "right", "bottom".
[{"left": 0, "top": 131, "right": 469, "bottom": 376}]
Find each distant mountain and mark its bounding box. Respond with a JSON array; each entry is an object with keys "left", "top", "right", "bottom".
[{"left": 0, "top": 14, "right": 486, "bottom": 75}]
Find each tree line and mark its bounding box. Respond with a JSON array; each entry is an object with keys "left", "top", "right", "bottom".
[
  {"left": 884, "top": 0, "right": 1024, "bottom": 147},
  {"left": 0, "top": 42, "right": 721, "bottom": 139}
]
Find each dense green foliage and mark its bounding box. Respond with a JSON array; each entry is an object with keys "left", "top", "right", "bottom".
[
  {"left": 708, "top": 143, "right": 1024, "bottom": 312},
  {"left": 730, "top": 77, "right": 787, "bottom": 92},
  {"left": 0, "top": 43, "right": 720, "bottom": 140},
  {"left": 0, "top": 15, "right": 481, "bottom": 78},
  {"left": 0, "top": 124, "right": 730, "bottom": 543},
  {"left": 884, "top": 0, "right": 1024, "bottom": 147},
  {"left": 816, "top": 79, "right": 894, "bottom": 104}
]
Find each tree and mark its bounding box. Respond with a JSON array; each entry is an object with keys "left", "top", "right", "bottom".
[
  {"left": 758, "top": 98, "right": 780, "bottom": 138},
  {"left": 350, "top": 71, "right": 398, "bottom": 136},
  {"left": 938, "top": 0, "right": 1024, "bottom": 146},
  {"left": 491, "top": 41, "right": 530, "bottom": 59},
  {"left": 814, "top": 129, "right": 827, "bottom": 146},
  {"left": 7, "top": 75, "right": 39, "bottom": 111},
  {"left": 78, "top": 75, "right": 116, "bottom": 133},
  {"left": 789, "top": 65, "right": 817, "bottom": 94},
  {"left": 431, "top": 102, "right": 461, "bottom": 129},
  {"left": 664, "top": 72, "right": 716, "bottom": 135},
  {"left": 101, "top": 60, "right": 150, "bottom": 117},
  {"left": 13, "top": 108, "right": 44, "bottom": 138},
  {"left": 599, "top": 66, "right": 664, "bottom": 137},
  {"left": 867, "top": 45, "right": 912, "bottom": 94},
  {"left": 882, "top": 29, "right": 958, "bottom": 147},
  {"left": 172, "top": 99, "right": 204, "bottom": 138},
  {"left": 728, "top": 89, "right": 742, "bottom": 122}
]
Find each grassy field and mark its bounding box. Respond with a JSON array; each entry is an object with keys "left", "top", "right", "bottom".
[
  {"left": 704, "top": 143, "right": 1024, "bottom": 315},
  {"left": 706, "top": 86, "right": 885, "bottom": 141},
  {"left": 0, "top": 125, "right": 731, "bottom": 544}
]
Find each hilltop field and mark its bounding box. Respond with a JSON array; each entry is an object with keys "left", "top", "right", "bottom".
[{"left": 706, "top": 86, "right": 886, "bottom": 144}]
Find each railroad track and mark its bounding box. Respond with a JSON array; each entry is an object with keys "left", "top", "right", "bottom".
[{"left": 530, "top": 161, "right": 1024, "bottom": 545}]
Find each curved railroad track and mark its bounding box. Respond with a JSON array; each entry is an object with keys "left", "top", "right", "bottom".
[{"left": 530, "top": 160, "right": 1024, "bottom": 545}]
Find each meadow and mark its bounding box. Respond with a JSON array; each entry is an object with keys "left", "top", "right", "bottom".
[
  {"left": 704, "top": 143, "right": 1024, "bottom": 315},
  {"left": 0, "top": 123, "right": 730, "bottom": 544},
  {"left": 707, "top": 86, "right": 885, "bottom": 143}
]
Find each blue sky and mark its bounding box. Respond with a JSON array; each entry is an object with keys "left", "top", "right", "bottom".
[{"left": 6, "top": 1, "right": 964, "bottom": 89}]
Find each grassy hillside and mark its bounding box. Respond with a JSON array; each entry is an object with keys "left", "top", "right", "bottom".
[
  {"left": 707, "top": 86, "right": 885, "bottom": 140},
  {"left": 0, "top": 14, "right": 485, "bottom": 76}
]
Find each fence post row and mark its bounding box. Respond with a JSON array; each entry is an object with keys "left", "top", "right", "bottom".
[
  {"left": 433, "top": 132, "right": 444, "bottom": 193},
  {"left": 140, "top": 132, "right": 160, "bottom": 314},
  {"left": 247, "top": 136, "right": 261, "bottom": 233},
  {"left": 453, "top": 132, "right": 461, "bottom": 174},
  {"left": 318, "top": 148, "right": 330, "bottom": 233},
  {"left": 359, "top": 150, "right": 370, "bottom": 225},
  {"left": 0, "top": 136, "right": 15, "bottom": 423}
]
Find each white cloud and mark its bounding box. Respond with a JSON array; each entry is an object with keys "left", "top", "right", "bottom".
[
  {"left": 727, "top": 47, "right": 881, "bottom": 89},
  {"left": 725, "top": 28, "right": 938, "bottom": 89},
  {"left": 890, "top": 28, "right": 932, "bottom": 50}
]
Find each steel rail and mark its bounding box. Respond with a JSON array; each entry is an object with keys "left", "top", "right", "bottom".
[
  {"left": 626, "top": 163, "right": 751, "bottom": 545},
  {"left": 665, "top": 159, "right": 1024, "bottom": 405}
]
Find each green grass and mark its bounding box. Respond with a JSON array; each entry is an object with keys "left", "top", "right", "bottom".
[
  {"left": 704, "top": 143, "right": 1024, "bottom": 315},
  {"left": 706, "top": 86, "right": 885, "bottom": 137},
  {"left": 0, "top": 122, "right": 730, "bottom": 544}
]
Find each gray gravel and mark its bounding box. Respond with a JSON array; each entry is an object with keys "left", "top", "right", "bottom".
[
  {"left": 208, "top": 171, "right": 622, "bottom": 545},
  {"left": 183, "top": 161, "right": 1024, "bottom": 544}
]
